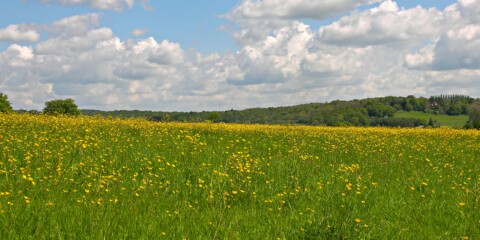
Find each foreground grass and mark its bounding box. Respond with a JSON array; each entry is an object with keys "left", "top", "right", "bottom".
[
  {"left": 0, "top": 114, "right": 479, "bottom": 239},
  {"left": 394, "top": 111, "right": 469, "bottom": 128}
]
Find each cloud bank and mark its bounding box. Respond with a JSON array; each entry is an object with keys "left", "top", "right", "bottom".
[
  {"left": 0, "top": 25, "right": 40, "bottom": 42},
  {"left": 1, "top": 0, "right": 480, "bottom": 111}
]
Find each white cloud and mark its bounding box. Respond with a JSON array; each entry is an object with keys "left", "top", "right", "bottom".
[
  {"left": 318, "top": 0, "right": 449, "bottom": 46},
  {"left": 404, "top": 0, "right": 480, "bottom": 70},
  {"left": 0, "top": 25, "right": 40, "bottom": 42},
  {"left": 131, "top": 29, "right": 147, "bottom": 36},
  {"left": 0, "top": 44, "right": 35, "bottom": 68},
  {"left": 228, "top": 22, "right": 312, "bottom": 85},
  {"left": 132, "top": 38, "right": 185, "bottom": 65},
  {"left": 225, "top": 0, "right": 381, "bottom": 45},
  {"left": 458, "top": 0, "right": 480, "bottom": 23},
  {"left": 227, "top": 0, "right": 380, "bottom": 20},
  {"left": 48, "top": 13, "right": 101, "bottom": 37},
  {"left": 36, "top": 27, "right": 114, "bottom": 55},
  {"left": 36, "top": 0, "right": 134, "bottom": 11},
  {"left": 406, "top": 24, "right": 480, "bottom": 70}
]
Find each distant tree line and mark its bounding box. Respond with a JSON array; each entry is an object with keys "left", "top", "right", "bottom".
[
  {"left": 2, "top": 92, "right": 480, "bottom": 129},
  {"left": 80, "top": 95, "right": 480, "bottom": 129},
  {"left": 427, "top": 95, "right": 473, "bottom": 115}
]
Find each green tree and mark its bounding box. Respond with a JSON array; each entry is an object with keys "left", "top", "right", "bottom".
[
  {"left": 446, "top": 103, "right": 462, "bottom": 116},
  {"left": 365, "top": 101, "right": 394, "bottom": 118},
  {"left": 206, "top": 112, "right": 220, "bottom": 122},
  {"left": 428, "top": 118, "right": 440, "bottom": 128},
  {"left": 0, "top": 93, "right": 13, "bottom": 113},
  {"left": 404, "top": 103, "right": 414, "bottom": 112},
  {"left": 43, "top": 98, "right": 81, "bottom": 116},
  {"left": 466, "top": 101, "right": 480, "bottom": 129}
]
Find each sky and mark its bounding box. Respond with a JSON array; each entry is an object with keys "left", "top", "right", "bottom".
[{"left": 1, "top": 0, "right": 479, "bottom": 111}]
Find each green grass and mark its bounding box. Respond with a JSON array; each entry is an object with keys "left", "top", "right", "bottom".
[
  {"left": 394, "top": 111, "right": 469, "bottom": 128},
  {"left": 1, "top": 114, "right": 479, "bottom": 239}
]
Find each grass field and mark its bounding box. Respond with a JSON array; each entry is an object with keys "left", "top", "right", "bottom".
[
  {"left": 1, "top": 114, "right": 479, "bottom": 239},
  {"left": 394, "top": 111, "right": 469, "bottom": 128}
]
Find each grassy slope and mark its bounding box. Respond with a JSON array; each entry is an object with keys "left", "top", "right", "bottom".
[{"left": 394, "top": 111, "right": 469, "bottom": 128}]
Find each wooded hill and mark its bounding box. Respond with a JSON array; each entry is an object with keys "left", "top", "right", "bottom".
[{"left": 80, "top": 95, "right": 478, "bottom": 128}]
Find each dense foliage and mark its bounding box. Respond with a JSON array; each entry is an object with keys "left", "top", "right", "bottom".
[
  {"left": 43, "top": 98, "right": 81, "bottom": 116},
  {"left": 1, "top": 114, "right": 479, "bottom": 238},
  {"left": 0, "top": 93, "right": 13, "bottom": 113},
  {"left": 82, "top": 95, "right": 476, "bottom": 128},
  {"left": 465, "top": 101, "right": 480, "bottom": 129}
]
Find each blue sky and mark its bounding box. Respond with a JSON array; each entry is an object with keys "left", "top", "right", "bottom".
[{"left": 1, "top": 0, "right": 479, "bottom": 111}]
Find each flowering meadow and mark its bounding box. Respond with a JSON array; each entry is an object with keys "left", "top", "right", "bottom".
[{"left": 0, "top": 114, "right": 479, "bottom": 239}]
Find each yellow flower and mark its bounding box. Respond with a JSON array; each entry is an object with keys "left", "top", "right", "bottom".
[
  {"left": 459, "top": 202, "right": 466, "bottom": 207},
  {"left": 355, "top": 218, "right": 362, "bottom": 223}
]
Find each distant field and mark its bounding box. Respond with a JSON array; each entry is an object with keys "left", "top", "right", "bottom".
[
  {"left": 1, "top": 114, "right": 479, "bottom": 239},
  {"left": 394, "top": 111, "right": 469, "bottom": 128}
]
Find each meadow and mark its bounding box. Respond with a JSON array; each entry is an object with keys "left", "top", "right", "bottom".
[
  {"left": 0, "top": 114, "right": 479, "bottom": 239},
  {"left": 394, "top": 111, "right": 469, "bottom": 128}
]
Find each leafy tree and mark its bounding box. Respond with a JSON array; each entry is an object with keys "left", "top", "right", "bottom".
[
  {"left": 364, "top": 101, "right": 394, "bottom": 118},
  {"left": 429, "top": 94, "right": 473, "bottom": 115},
  {"left": 428, "top": 118, "right": 440, "bottom": 128},
  {"left": 404, "top": 103, "right": 414, "bottom": 112},
  {"left": 43, "top": 98, "right": 80, "bottom": 116},
  {"left": 466, "top": 101, "right": 480, "bottom": 129},
  {"left": 206, "top": 112, "right": 220, "bottom": 122},
  {"left": 16, "top": 109, "right": 41, "bottom": 115},
  {"left": 446, "top": 103, "right": 462, "bottom": 116},
  {"left": 0, "top": 93, "right": 13, "bottom": 113}
]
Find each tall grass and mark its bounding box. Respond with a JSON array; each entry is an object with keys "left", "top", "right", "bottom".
[{"left": 0, "top": 114, "right": 479, "bottom": 239}]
